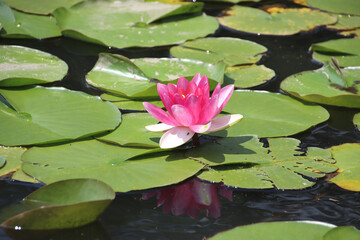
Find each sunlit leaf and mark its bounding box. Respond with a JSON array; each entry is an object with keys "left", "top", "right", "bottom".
[
  {"left": 323, "top": 226, "right": 360, "bottom": 240},
  {"left": 100, "top": 93, "right": 163, "bottom": 111},
  {"left": 354, "top": 112, "right": 360, "bottom": 130},
  {"left": 307, "top": 0, "right": 360, "bottom": 16},
  {"left": 224, "top": 65, "right": 275, "bottom": 88}
]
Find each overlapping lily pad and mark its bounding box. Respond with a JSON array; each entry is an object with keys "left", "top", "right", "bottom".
[
  {"left": 328, "top": 143, "right": 360, "bottom": 191},
  {"left": 86, "top": 53, "right": 225, "bottom": 98},
  {"left": 224, "top": 65, "right": 275, "bottom": 88},
  {"left": 188, "top": 137, "right": 336, "bottom": 189},
  {"left": 281, "top": 63, "right": 360, "bottom": 108},
  {"left": 53, "top": 0, "right": 219, "bottom": 48},
  {"left": 0, "top": 86, "right": 121, "bottom": 146},
  {"left": 210, "top": 90, "right": 329, "bottom": 138},
  {"left": 0, "top": 2, "right": 61, "bottom": 39},
  {"left": 21, "top": 140, "right": 204, "bottom": 192},
  {"left": 0, "top": 45, "right": 68, "bottom": 87},
  {"left": 354, "top": 113, "right": 360, "bottom": 130},
  {"left": 307, "top": 0, "right": 360, "bottom": 16},
  {"left": 100, "top": 93, "right": 163, "bottom": 111},
  {"left": 217, "top": 6, "right": 337, "bottom": 36},
  {"left": 310, "top": 38, "right": 360, "bottom": 67},
  {"left": 0, "top": 179, "right": 115, "bottom": 230}
]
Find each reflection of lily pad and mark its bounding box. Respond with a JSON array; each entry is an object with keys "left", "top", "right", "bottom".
[
  {"left": 281, "top": 64, "right": 360, "bottom": 108},
  {"left": 307, "top": 0, "right": 360, "bottom": 16},
  {"left": 328, "top": 143, "right": 360, "bottom": 191},
  {"left": 0, "top": 2, "right": 61, "bottom": 39},
  {"left": 0, "top": 86, "right": 121, "bottom": 146},
  {"left": 210, "top": 90, "right": 329, "bottom": 138},
  {"left": 22, "top": 140, "right": 204, "bottom": 192},
  {"left": 0, "top": 179, "right": 115, "bottom": 230},
  {"left": 224, "top": 65, "right": 275, "bottom": 88},
  {"left": 217, "top": 6, "right": 336, "bottom": 36},
  {"left": 189, "top": 137, "right": 336, "bottom": 189},
  {"left": 354, "top": 113, "right": 360, "bottom": 130},
  {"left": 54, "top": 1, "right": 218, "bottom": 48},
  {"left": 100, "top": 93, "right": 163, "bottom": 111},
  {"left": 311, "top": 38, "right": 360, "bottom": 67},
  {"left": 98, "top": 113, "right": 162, "bottom": 148},
  {"left": 0, "top": 45, "right": 68, "bottom": 87}
]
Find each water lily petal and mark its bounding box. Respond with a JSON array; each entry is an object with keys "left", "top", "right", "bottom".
[
  {"left": 198, "top": 94, "right": 218, "bottom": 124},
  {"left": 191, "top": 73, "right": 202, "bottom": 85},
  {"left": 171, "top": 104, "right": 194, "bottom": 126},
  {"left": 157, "top": 83, "right": 168, "bottom": 98},
  {"left": 189, "top": 123, "right": 210, "bottom": 133},
  {"left": 145, "top": 123, "right": 174, "bottom": 132},
  {"left": 177, "top": 77, "right": 189, "bottom": 96},
  {"left": 207, "top": 114, "right": 243, "bottom": 133},
  {"left": 217, "top": 84, "right": 234, "bottom": 111},
  {"left": 143, "top": 102, "right": 177, "bottom": 126},
  {"left": 161, "top": 93, "right": 175, "bottom": 114},
  {"left": 159, "top": 126, "right": 195, "bottom": 149},
  {"left": 167, "top": 83, "right": 177, "bottom": 95},
  {"left": 185, "top": 94, "right": 201, "bottom": 123}
]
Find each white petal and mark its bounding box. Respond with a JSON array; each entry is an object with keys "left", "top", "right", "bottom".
[
  {"left": 159, "top": 127, "right": 195, "bottom": 149},
  {"left": 206, "top": 114, "right": 243, "bottom": 133},
  {"left": 145, "top": 123, "right": 174, "bottom": 132},
  {"left": 189, "top": 124, "right": 211, "bottom": 133}
]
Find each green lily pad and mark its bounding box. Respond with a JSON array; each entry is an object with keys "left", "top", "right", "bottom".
[
  {"left": 0, "top": 86, "right": 121, "bottom": 146},
  {"left": 169, "top": 37, "right": 267, "bottom": 66},
  {"left": 354, "top": 113, "right": 360, "bottom": 129},
  {"left": 281, "top": 63, "right": 360, "bottom": 108},
  {"left": 188, "top": 137, "right": 336, "bottom": 190},
  {"left": 327, "top": 15, "right": 360, "bottom": 30},
  {"left": 0, "top": 156, "right": 5, "bottom": 168},
  {"left": 100, "top": 93, "right": 163, "bottom": 111},
  {"left": 311, "top": 38, "right": 360, "bottom": 67},
  {"left": 0, "top": 179, "right": 115, "bottom": 230},
  {"left": 324, "top": 226, "right": 360, "bottom": 240},
  {"left": 86, "top": 53, "right": 225, "bottom": 98},
  {"left": 224, "top": 65, "right": 275, "bottom": 88},
  {"left": 307, "top": 0, "right": 360, "bottom": 16},
  {"left": 1, "top": 0, "right": 83, "bottom": 15},
  {"left": 210, "top": 90, "right": 329, "bottom": 138},
  {"left": 328, "top": 143, "right": 360, "bottom": 191},
  {"left": 217, "top": 6, "right": 337, "bottom": 36},
  {"left": 98, "top": 113, "right": 162, "bottom": 148},
  {"left": 53, "top": 1, "right": 219, "bottom": 48},
  {"left": 22, "top": 139, "right": 204, "bottom": 192},
  {"left": 208, "top": 221, "right": 336, "bottom": 240},
  {"left": 0, "top": 45, "right": 68, "bottom": 87},
  {"left": 0, "top": 2, "right": 61, "bottom": 39}
]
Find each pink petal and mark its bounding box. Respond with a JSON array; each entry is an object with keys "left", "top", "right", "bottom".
[
  {"left": 187, "top": 81, "right": 197, "bottom": 95},
  {"left": 159, "top": 126, "right": 195, "bottom": 149},
  {"left": 167, "top": 83, "right": 177, "bottom": 95},
  {"left": 177, "top": 77, "right": 189, "bottom": 96},
  {"left": 217, "top": 84, "right": 234, "bottom": 111},
  {"left": 143, "top": 102, "right": 177, "bottom": 126},
  {"left": 197, "top": 75, "right": 208, "bottom": 89},
  {"left": 206, "top": 114, "right": 243, "bottom": 133},
  {"left": 198, "top": 94, "right": 219, "bottom": 124},
  {"left": 145, "top": 123, "right": 174, "bottom": 132},
  {"left": 171, "top": 104, "right": 194, "bottom": 126},
  {"left": 191, "top": 73, "right": 202, "bottom": 85},
  {"left": 185, "top": 94, "right": 201, "bottom": 123},
  {"left": 157, "top": 83, "right": 169, "bottom": 99},
  {"left": 189, "top": 124, "right": 210, "bottom": 133},
  {"left": 161, "top": 93, "right": 175, "bottom": 114},
  {"left": 171, "top": 183, "right": 192, "bottom": 216},
  {"left": 172, "top": 93, "right": 184, "bottom": 105}
]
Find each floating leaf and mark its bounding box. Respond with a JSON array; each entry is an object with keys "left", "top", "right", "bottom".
[
  {"left": 281, "top": 64, "right": 360, "bottom": 108},
  {"left": 188, "top": 137, "right": 336, "bottom": 190},
  {"left": 0, "top": 2, "right": 61, "bottom": 39},
  {"left": 354, "top": 113, "right": 360, "bottom": 130},
  {"left": 53, "top": 1, "right": 219, "bottom": 48},
  {"left": 0, "top": 45, "right": 68, "bottom": 87},
  {"left": 311, "top": 38, "right": 360, "bottom": 67},
  {"left": 224, "top": 65, "right": 275, "bottom": 88},
  {"left": 209, "top": 90, "right": 329, "bottom": 138},
  {"left": 100, "top": 93, "right": 163, "bottom": 111},
  {"left": 208, "top": 221, "right": 336, "bottom": 240},
  {"left": 0, "top": 179, "right": 115, "bottom": 230},
  {"left": 98, "top": 113, "right": 162, "bottom": 147},
  {"left": 22, "top": 140, "right": 204, "bottom": 192},
  {"left": 323, "top": 226, "right": 360, "bottom": 240},
  {"left": 328, "top": 143, "right": 360, "bottom": 191},
  {"left": 307, "top": 0, "right": 360, "bottom": 16},
  {"left": 0, "top": 156, "right": 5, "bottom": 168},
  {"left": 0, "top": 86, "right": 121, "bottom": 146},
  {"left": 217, "top": 6, "right": 337, "bottom": 36},
  {"left": 1, "top": 0, "right": 83, "bottom": 15},
  {"left": 169, "top": 37, "right": 267, "bottom": 66},
  {"left": 327, "top": 15, "right": 360, "bottom": 31}
]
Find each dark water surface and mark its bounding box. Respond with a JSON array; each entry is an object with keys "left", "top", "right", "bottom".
[{"left": 1, "top": 6, "right": 360, "bottom": 240}]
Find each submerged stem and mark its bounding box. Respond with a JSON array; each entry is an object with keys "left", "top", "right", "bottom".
[{"left": 192, "top": 133, "right": 200, "bottom": 147}]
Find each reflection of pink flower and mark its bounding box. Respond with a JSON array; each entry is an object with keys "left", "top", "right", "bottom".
[
  {"left": 143, "top": 73, "right": 242, "bottom": 149},
  {"left": 142, "top": 178, "right": 232, "bottom": 218}
]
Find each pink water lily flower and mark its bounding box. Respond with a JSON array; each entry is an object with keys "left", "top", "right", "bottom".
[{"left": 143, "top": 73, "right": 243, "bottom": 149}]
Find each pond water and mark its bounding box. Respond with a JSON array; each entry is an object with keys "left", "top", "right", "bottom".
[{"left": 1, "top": 2, "right": 360, "bottom": 240}]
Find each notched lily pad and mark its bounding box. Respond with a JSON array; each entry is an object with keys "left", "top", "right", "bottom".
[
  {"left": 0, "top": 179, "right": 115, "bottom": 230},
  {"left": 0, "top": 45, "right": 68, "bottom": 87}
]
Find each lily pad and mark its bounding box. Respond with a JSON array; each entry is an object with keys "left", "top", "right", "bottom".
[
  {"left": 53, "top": 0, "right": 219, "bottom": 48},
  {"left": 324, "top": 226, "right": 360, "bottom": 240},
  {"left": 210, "top": 90, "right": 329, "bottom": 138},
  {"left": 0, "top": 2, "right": 61, "bottom": 39},
  {"left": 327, "top": 15, "right": 360, "bottom": 30},
  {"left": 100, "top": 93, "right": 163, "bottom": 111},
  {"left": 208, "top": 221, "right": 336, "bottom": 240},
  {"left": 98, "top": 113, "right": 162, "bottom": 147},
  {"left": 21, "top": 140, "right": 204, "bottom": 192},
  {"left": 1, "top": 0, "right": 83, "bottom": 15},
  {"left": 0, "top": 146, "right": 24, "bottom": 177},
  {"left": 281, "top": 63, "right": 360, "bottom": 108},
  {"left": 217, "top": 6, "right": 337, "bottom": 36},
  {"left": 354, "top": 113, "right": 360, "bottom": 130},
  {"left": 0, "top": 45, "right": 68, "bottom": 87},
  {"left": 188, "top": 137, "right": 336, "bottom": 190},
  {"left": 0, "top": 86, "right": 121, "bottom": 146},
  {"left": 328, "top": 143, "right": 360, "bottom": 191},
  {"left": 169, "top": 37, "right": 267, "bottom": 66},
  {"left": 86, "top": 53, "right": 225, "bottom": 98},
  {"left": 310, "top": 38, "right": 360, "bottom": 67},
  {"left": 224, "top": 65, "right": 275, "bottom": 88},
  {"left": 307, "top": 0, "right": 360, "bottom": 16},
  {"left": 0, "top": 179, "right": 115, "bottom": 230}
]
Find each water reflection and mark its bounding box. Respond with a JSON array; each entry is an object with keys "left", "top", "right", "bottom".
[{"left": 142, "top": 177, "right": 232, "bottom": 218}]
